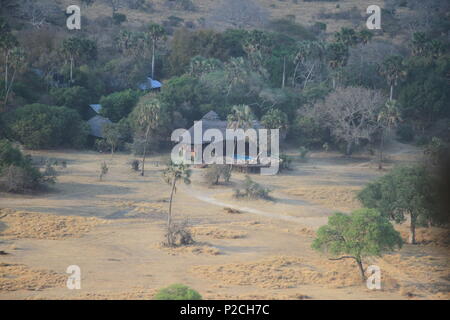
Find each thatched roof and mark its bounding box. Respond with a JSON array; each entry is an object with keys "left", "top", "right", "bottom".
[
  {"left": 87, "top": 115, "right": 112, "bottom": 138},
  {"left": 180, "top": 111, "right": 263, "bottom": 145}
]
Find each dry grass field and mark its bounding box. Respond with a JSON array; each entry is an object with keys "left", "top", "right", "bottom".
[{"left": 0, "top": 143, "right": 448, "bottom": 300}]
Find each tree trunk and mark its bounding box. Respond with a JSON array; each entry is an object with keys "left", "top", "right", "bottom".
[
  {"left": 378, "top": 129, "right": 384, "bottom": 170},
  {"left": 167, "top": 178, "right": 177, "bottom": 246},
  {"left": 151, "top": 40, "right": 155, "bottom": 79},
  {"left": 409, "top": 213, "right": 417, "bottom": 244},
  {"left": 390, "top": 85, "right": 394, "bottom": 101},
  {"left": 332, "top": 77, "right": 336, "bottom": 90},
  {"left": 70, "top": 58, "right": 74, "bottom": 85},
  {"left": 346, "top": 140, "right": 353, "bottom": 156},
  {"left": 141, "top": 126, "right": 150, "bottom": 176},
  {"left": 281, "top": 57, "right": 286, "bottom": 89},
  {"left": 3, "top": 68, "right": 16, "bottom": 107},
  {"left": 5, "top": 52, "right": 8, "bottom": 92},
  {"left": 356, "top": 258, "right": 366, "bottom": 282}
]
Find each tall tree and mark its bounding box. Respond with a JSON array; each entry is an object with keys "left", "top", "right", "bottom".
[
  {"left": 358, "top": 165, "right": 435, "bottom": 244},
  {"left": 162, "top": 162, "right": 192, "bottom": 247},
  {"left": 313, "top": 209, "right": 402, "bottom": 281},
  {"left": 3, "top": 47, "right": 26, "bottom": 106},
  {"left": 102, "top": 123, "right": 121, "bottom": 157},
  {"left": 61, "top": 37, "right": 97, "bottom": 84},
  {"left": 377, "top": 100, "right": 401, "bottom": 170},
  {"left": 326, "top": 42, "right": 348, "bottom": 89},
  {"left": 227, "top": 104, "right": 254, "bottom": 131},
  {"left": 378, "top": 55, "right": 406, "bottom": 101},
  {"left": 310, "top": 87, "right": 385, "bottom": 156},
  {"left": 146, "top": 23, "right": 166, "bottom": 79},
  {"left": 0, "top": 17, "right": 18, "bottom": 106},
  {"left": 131, "top": 96, "right": 164, "bottom": 176}
]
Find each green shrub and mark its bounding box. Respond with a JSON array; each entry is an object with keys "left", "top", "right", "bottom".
[
  {"left": 0, "top": 140, "right": 44, "bottom": 192},
  {"left": 50, "top": 86, "right": 91, "bottom": 118},
  {"left": 5, "top": 104, "right": 88, "bottom": 149},
  {"left": 99, "top": 90, "right": 140, "bottom": 122},
  {"left": 279, "top": 154, "right": 292, "bottom": 171},
  {"left": 113, "top": 13, "right": 127, "bottom": 25},
  {"left": 154, "top": 284, "right": 202, "bottom": 300},
  {"left": 204, "top": 164, "right": 232, "bottom": 185},
  {"left": 234, "top": 175, "right": 271, "bottom": 200}
]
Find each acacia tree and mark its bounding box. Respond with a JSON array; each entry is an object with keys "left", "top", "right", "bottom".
[
  {"left": 130, "top": 96, "right": 163, "bottom": 176},
  {"left": 313, "top": 208, "right": 402, "bottom": 281},
  {"left": 146, "top": 24, "right": 166, "bottom": 79},
  {"left": 311, "top": 86, "right": 385, "bottom": 156},
  {"left": 162, "top": 162, "right": 191, "bottom": 247},
  {"left": 358, "top": 165, "right": 435, "bottom": 244},
  {"left": 377, "top": 100, "right": 401, "bottom": 170}
]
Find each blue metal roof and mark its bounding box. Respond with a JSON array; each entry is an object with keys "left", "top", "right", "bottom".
[
  {"left": 138, "top": 77, "right": 162, "bottom": 90},
  {"left": 89, "top": 104, "right": 102, "bottom": 114}
]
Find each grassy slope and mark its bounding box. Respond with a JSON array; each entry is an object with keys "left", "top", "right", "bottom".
[{"left": 61, "top": 0, "right": 386, "bottom": 33}]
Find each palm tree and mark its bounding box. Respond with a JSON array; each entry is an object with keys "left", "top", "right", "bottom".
[
  {"left": 146, "top": 23, "right": 166, "bottom": 79},
  {"left": 227, "top": 105, "right": 254, "bottom": 164},
  {"left": 227, "top": 104, "right": 254, "bottom": 131},
  {"left": 162, "top": 162, "right": 191, "bottom": 246},
  {"left": 378, "top": 55, "right": 406, "bottom": 101},
  {"left": 326, "top": 42, "right": 348, "bottom": 89},
  {"left": 377, "top": 100, "right": 401, "bottom": 170},
  {"left": 132, "top": 97, "right": 162, "bottom": 176}
]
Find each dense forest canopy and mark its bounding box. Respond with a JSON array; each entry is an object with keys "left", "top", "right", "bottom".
[{"left": 0, "top": 0, "right": 448, "bottom": 155}]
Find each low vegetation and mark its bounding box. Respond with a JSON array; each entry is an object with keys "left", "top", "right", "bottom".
[
  {"left": 154, "top": 283, "right": 202, "bottom": 300},
  {"left": 234, "top": 176, "right": 271, "bottom": 200}
]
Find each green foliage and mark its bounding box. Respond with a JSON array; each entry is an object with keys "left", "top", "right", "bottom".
[
  {"left": 398, "top": 56, "right": 450, "bottom": 125},
  {"left": 102, "top": 123, "right": 121, "bottom": 155},
  {"left": 61, "top": 37, "right": 97, "bottom": 64},
  {"left": 279, "top": 154, "right": 292, "bottom": 171},
  {"left": 396, "top": 123, "right": 414, "bottom": 142},
  {"left": 204, "top": 164, "right": 232, "bottom": 185},
  {"left": 0, "top": 139, "right": 44, "bottom": 192},
  {"left": 268, "top": 18, "right": 316, "bottom": 41},
  {"left": 50, "top": 86, "right": 91, "bottom": 118},
  {"left": 154, "top": 284, "right": 202, "bottom": 300},
  {"left": 424, "top": 137, "right": 449, "bottom": 165},
  {"left": 112, "top": 13, "right": 127, "bottom": 25},
  {"left": 261, "top": 109, "right": 288, "bottom": 130},
  {"left": 163, "top": 161, "right": 192, "bottom": 187},
  {"left": 160, "top": 75, "right": 206, "bottom": 124},
  {"left": 290, "top": 115, "right": 329, "bottom": 148},
  {"left": 234, "top": 175, "right": 271, "bottom": 200},
  {"left": 99, "top": 89, "right": 140, "bottom": 122},
  {"left": 358, "top": 165, "right": 438, "bottom": 243},
  {"left": 312, "top": 208, "right": 402, "bottom": 279},
  {"left": 5, "top": 104, "right": 88, "bottom": 149}
]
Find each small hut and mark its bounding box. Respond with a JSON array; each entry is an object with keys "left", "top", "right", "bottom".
[
  {"left": 179, "top": 111, "right": 273, "bottom": 172},
  {"left": 87, "top": 115, "right": 112, "bottom": 139}
]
